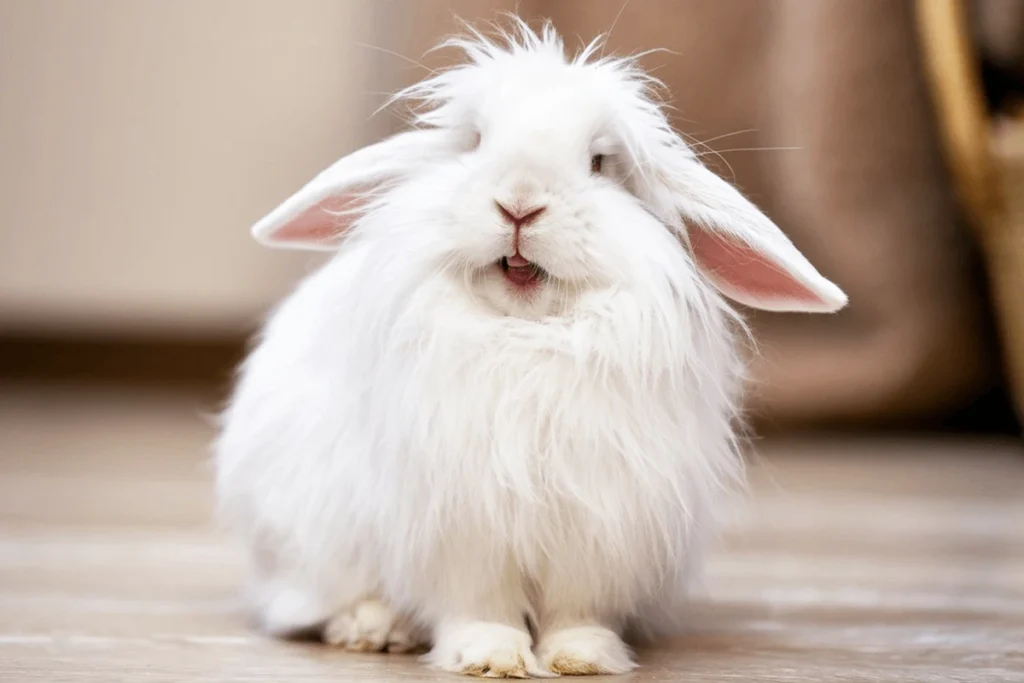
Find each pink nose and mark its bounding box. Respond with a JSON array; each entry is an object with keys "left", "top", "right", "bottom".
[{"left": 495, "top": 200, "right": 547, "bottom": 228}]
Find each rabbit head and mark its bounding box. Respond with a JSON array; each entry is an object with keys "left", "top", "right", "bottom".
[{"left": 251, "top": 20, "right": 846, "bottom": 321}]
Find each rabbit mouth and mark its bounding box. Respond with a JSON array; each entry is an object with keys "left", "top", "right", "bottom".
[{"left": 499, "top": 255, "right": 546, "bottom": 290}]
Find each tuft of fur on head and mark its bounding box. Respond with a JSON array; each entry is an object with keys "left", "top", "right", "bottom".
[{"left": 390, "top": 17, "right": 691, "bottom": 187}]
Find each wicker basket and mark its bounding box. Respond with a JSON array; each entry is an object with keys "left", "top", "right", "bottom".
[
  {"left": 917, "top": 0, "right": 1024, "bottom": 419},
  {"left": 989, "top": 123, "right": 1024, "bottom": 417}
]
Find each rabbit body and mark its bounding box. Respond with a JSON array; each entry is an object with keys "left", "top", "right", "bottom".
[{"left": 217, "top": 233, "right": 742, "bottom": 673}]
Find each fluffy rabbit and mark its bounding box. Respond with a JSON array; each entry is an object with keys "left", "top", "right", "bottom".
[{"left": 215, "top": 19, "right": 846, "bottom": 678}]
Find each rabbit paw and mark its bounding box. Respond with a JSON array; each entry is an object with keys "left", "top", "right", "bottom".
[
  {"left": 322, "top": 599, "right": 424, "bottom": 653},
  {"left": 537, "top": 625, "right": 636, "bottom": 675},
  {"left": 428, "top": 621, "right": 552, "bottom": 678}
]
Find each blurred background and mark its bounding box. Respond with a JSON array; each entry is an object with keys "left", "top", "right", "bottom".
[{"left": 2, "top": 0, "right": 1023, "bottom": 435}]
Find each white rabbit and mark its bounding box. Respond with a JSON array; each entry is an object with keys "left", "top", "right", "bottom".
[{"left": 215, "top": 19, "right": 846, "bottom": 678}]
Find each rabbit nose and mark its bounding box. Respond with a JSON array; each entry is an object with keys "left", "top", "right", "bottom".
[{"left": 494, "top": 200, "right": 547, "bottom": 228}]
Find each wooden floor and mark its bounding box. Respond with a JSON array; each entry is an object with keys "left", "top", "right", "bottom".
[{"left": 1, "top": 385, "right": 1023, "bottom": 682}]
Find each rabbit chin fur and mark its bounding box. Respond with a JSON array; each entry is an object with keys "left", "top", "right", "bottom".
[{"left": 212, "top": 19, "right": 835, "bottom": 678}]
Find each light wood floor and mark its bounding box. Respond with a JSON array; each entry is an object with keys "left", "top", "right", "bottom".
[{"left": 1, "top": 385, "right": 1022, "bottom": 682}]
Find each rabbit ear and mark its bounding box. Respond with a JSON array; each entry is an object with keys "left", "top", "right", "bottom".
[
  {"left": 251, "top": 129, "right": 446, "bottom": 250},
  {"left": 672, "top": 161, "right": 847, "bottom": 313}
]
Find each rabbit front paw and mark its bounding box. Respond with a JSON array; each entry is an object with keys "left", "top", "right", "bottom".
[
  {"left": 427, "top": 620, "right": 552, "bottom": 678},
  {"left": 537, "top": 625, "right": 636, "bottom": 676}
]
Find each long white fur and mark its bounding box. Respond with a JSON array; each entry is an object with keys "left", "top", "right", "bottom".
[{"left": 216, "top": 18, "right": 840, "bottom": 677}]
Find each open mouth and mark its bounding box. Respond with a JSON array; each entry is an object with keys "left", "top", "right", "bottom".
[{"left": 498, "top": 254, "right": 546, "bottom": 289}]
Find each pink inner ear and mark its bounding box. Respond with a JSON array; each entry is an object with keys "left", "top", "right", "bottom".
[
  {"left": 271, "top": 193, "right": 370, "bottom": 245},
  {"left": 688, "top": 228, "right": 819, "bottom": 304}
]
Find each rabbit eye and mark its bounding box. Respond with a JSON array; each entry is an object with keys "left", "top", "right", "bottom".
[
  {"left": 590, "top": 154, "right": 605, "bottom": 175},
  {"left": 468, "top": 130, "right": 482, "bottom": 151}
]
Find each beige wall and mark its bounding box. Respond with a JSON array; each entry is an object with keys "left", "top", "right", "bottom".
[{"left": 0, "top": 0, "right": 389, "bottom": 334}]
